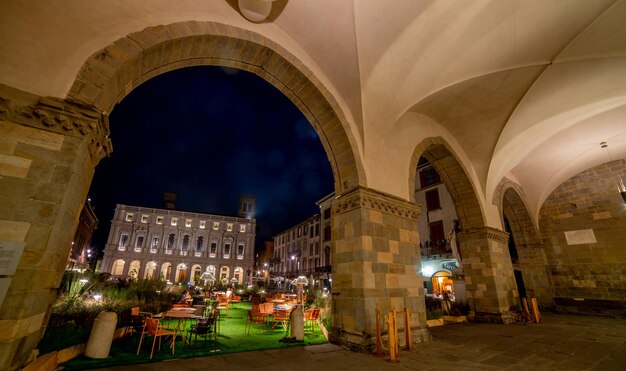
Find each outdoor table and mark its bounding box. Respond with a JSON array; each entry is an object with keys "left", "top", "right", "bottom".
[{"left": 165, "top": 310, "right": 196, "bottom": 348}]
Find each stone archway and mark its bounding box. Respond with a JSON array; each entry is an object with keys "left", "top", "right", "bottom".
[
  {"left": 500, "top": 184, "right": 554, "bottom": 309},
  {"left": 0, "top": 21, "right": 379, "bottom": 368},
  {"left": 67, "top": 21, "right": 365, "bottom": 195},
  {"left": 409, "top": 137, "right": 519, "bottom": 323}
]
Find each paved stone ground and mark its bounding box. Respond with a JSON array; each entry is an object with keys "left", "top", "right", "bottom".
[{"left": 94, "top": 313, "right": 626, "bottom": 370}]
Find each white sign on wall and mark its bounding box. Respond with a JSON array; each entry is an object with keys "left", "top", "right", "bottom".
[
  {"left": 564, "top": 229, "right": 597, "bottom": 245},
  {"left": 0, "top": 241, "right": 25, "bottom": 275}
]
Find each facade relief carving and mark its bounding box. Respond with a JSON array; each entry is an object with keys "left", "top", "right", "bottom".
[
  {"left": 334, "top": 186, "right": 420, "bottom": 220},
  {"left": 0, "top": 92, "right": 112, "bottom": 162}
]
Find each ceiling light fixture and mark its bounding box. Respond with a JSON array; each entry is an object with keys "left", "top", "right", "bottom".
[{"left": 238, "top": 0, "right": 276, "bottom": 22}]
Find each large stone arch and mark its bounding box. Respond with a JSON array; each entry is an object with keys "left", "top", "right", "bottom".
[
  {"left": 67, "top": 21, "right": 365, "bottom": 194},
  {"left": 408, "top": 137, "right": 485, "bottom": 231},
  {"left": 498, "top": 181, "right": 554, "bottom": 309},
  {"left": 408, "top": 137, "right": 518, "bottom": 323}
]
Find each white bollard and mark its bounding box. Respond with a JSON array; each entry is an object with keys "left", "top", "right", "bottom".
[
  {"left": 290, "top": 304, "right": 304, "bottom": 341},
  {"left": 85, "top": 311, "right": 118, "bottom": 358}
]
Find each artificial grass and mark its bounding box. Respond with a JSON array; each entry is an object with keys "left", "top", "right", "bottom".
[{"left": 60, "top": 302, "right": 327, "bottom": 370}]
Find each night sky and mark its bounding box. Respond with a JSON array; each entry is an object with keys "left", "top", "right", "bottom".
[{"left": 88, "top": 66, "right": 334, "bottom": 255}]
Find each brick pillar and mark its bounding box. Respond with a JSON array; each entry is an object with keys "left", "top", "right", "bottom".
[
  {"left": 0, "top": 86, "right": 111, "bottom": 370},
  {"left": 458, "top": 227, "right": 519, "bottom": 323},
  {"left": 330, "top": 186, "right": 430, "bottom": 352}
]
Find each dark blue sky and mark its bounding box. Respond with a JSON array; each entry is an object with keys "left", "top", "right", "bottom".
[{"left": 88, "top": 66, "right": 334, "bottom": 252}]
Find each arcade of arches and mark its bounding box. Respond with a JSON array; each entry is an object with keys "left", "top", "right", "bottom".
[{"left": 1, "top": 3, "right": 625, "bottom": 369}]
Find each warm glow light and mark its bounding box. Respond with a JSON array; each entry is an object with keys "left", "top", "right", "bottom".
[
  {"left": 93, "top": 294, "right": 102, "bottom": 301},
  {"left": 421, "top": 265, "right": 435, "bottom": 277}
]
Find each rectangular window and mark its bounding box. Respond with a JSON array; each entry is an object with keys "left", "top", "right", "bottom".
[
  {"left": 315, "top": 224, "right": 320, "bottom": 236},
  {"left": 425, "top": 189, "right": 441, "bottom": 211},
  {"left": 156, "top": 216, "right": 164, "bottom": 225},
  {"left": 239, "top": 224, "right": 246, "bottom": 233},
  {"left": 209, "top": 242, "right": 218, "bottom": 256},
  {"left": 199, "top": 220, "right": 206, "bottom": 229},
  {"left": 224, "top": 242, "right": 231, "bottom": 258},
  {"left": 141, "top": 214, "right": 149, "bottom": 223},
  {"left": 420, "top": 167, "right": 441, "bottom": 188},
  {"left": 171, "top": 217, "right": 178, "bottom": 226},
  {"left": 151, "top": 237, "right": 159, "bottom": 251},
  {"left": 237, "top": 243, "right": 244, "bottom": 259},
  {"left": 135, "top": 236, "right": 144, "bottom": 247},
  {"left": 213, "top": 222, "right": 220, "bottom": 230},
  {"left": 429, "top": 220, "right": 445, "bottom": 246},
  {"left": 323, "top": 208, "right": 331, "bottom": 219},
  {"left": 323, "top": 226, "right": 331, "bottom": 241},
  {"left": 185, "top": 219, "right": 192, "bottom": 228},
  {"left": 125, "top": 213, "right": 134, "bottom": 222},
  {"left": 118, "top": 233, "right": 129, "bottom": 250},
  {"left": 226, "top": 223, "right": 233, "bottom": 232}
]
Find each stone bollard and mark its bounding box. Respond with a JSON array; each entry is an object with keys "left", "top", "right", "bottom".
[
  {"left": 290, "top": 304, "right": 304, "bottom": 341},
  {"left": 85, "top": 311, "right": 117, "bottom": 358}
]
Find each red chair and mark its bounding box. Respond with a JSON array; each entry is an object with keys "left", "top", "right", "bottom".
[
  {"left": 245, "top": 310, "right": 266, "bottom": 335},
  {"left": 136, "top": 318, "right": 176, "bottom": 359},
  {"left": 305, "top": 308, "right": 321, "bottom": 333}
]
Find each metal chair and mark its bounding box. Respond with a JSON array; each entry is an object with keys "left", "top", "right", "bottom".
[
  {"left": 245, "top": 309, "right": 266, "bottom": 335},
  {"left": 136, "top": 317, "right": 176, "bottom": 359}
]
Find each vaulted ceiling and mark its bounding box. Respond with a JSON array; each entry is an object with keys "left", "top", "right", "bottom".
[{"left": 1, "top": 0, "right": 624, "bottom": 225}]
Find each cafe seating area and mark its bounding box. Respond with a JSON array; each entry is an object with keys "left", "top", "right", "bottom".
[{"left": 60, "top": 300, "right": 328, "bottom": 370}]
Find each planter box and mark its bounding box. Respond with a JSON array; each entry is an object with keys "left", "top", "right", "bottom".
[
  {"left": 443, "top": 315, "right": 466, "bottom": 324},
  {"left": 426, "top": 318, "right": 444, "bottom": 327}
]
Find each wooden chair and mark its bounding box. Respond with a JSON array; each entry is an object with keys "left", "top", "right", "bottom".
[
  {"left": 272, "top": 309, "right": 290, "bottom": 333},
  {"left": 245, "top": 310, "right": 266, "bottom": 335},
  {"left": 217, "top": 300, "right": 229, "bottom": 318},
  {"left": 259, "top": 302, "right": 274, "bottom": 324},
  {"left": 136, "top": 318, "right": 176, "bottom": 359},
  {"left": 305, "top": 308, "right": 321, "bottom": 333},
  {"left": 129, "top": 307, "right": 152, "bottom": 337}
]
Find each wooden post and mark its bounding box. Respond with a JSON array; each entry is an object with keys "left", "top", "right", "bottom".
[
  {"left": 531, "top": 298, "right": 541, "bottom": 323},
  {"left": 522, "top": 298, "right": 532, "bottom": 323},
  {"left": 403, "top": 307, "right": 412, "bottom": 351},
  {"left": 373, "top": 307, "right": 385, "bottom": 357},
  {"left": 386, "top": 311, "right": 399, "bottom": 363}
]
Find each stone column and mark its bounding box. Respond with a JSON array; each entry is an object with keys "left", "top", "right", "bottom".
[
  {"left": 329, "top": 186, "right": 430, "bottom": 352},
  {"left": 457, "top": 227, "right": 519, "bottom": 323},
  {"left": 0, "top": 86, "right": 111, "bottom": 370}
]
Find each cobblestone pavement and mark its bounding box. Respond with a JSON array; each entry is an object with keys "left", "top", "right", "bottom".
[{"left": 95, "top": 313, "right": 626, "bottom": 371}]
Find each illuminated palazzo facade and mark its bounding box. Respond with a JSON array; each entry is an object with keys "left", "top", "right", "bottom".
[{"left": 101, "top": 203, "right": 256, "bottom": 286}]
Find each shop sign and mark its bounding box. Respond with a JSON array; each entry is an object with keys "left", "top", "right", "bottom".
[{"left": 442, "top": 261, "right": 457, "bottom": 271}]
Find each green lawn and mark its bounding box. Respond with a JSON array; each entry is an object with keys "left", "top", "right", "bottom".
[{"left": 61, "top": 302, "right": 327, "bottom": 370}]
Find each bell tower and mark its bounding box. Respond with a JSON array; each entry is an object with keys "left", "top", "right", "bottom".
[{"left": 238, "top": 195, "right": 256, "bottom": 219}]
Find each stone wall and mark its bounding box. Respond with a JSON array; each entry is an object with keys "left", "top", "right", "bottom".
[
  {"left": 0, "top": 85, "right": 109, "bottom": 370},
  {"left": 458, "top": 227, "right": 519, "bottom": 323},
  {"left": 539, "top": 161, "right": 626, "bottom": 315},
  {"left": 329, "top": 186, "right": 429, "bottom": 351}
]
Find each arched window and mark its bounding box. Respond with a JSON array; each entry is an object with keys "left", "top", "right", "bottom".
[
  {"left": 175, "top": 263, "right": 188, "bottom": 283},
  {"left": 144, "top": 261, "right": 157, "bottom": 279},
  {"left": 128, "top": 260, "right": 141, "bottom": 279},
  {"left": 111, "top": 259, "right": 125, "bottom": 275},
  {"left": 160, "top": 262, "right": 172, "bottom": 281}
]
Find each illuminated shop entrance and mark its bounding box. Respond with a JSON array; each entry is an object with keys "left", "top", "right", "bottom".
[{"left": 431, "top": 271, "right": 455, "bottom": 297}]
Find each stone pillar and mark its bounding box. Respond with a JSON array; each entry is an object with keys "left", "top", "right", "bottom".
[
  {"left": 0, "top": 85, "right": 111, "bottom": 370},
  {"left": 329, "top": 186, "right": 430, "bottom": 352},
  {"left": 457, "top": 227, "right": 519, "bottom": 323}
]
